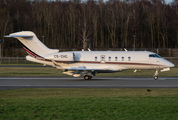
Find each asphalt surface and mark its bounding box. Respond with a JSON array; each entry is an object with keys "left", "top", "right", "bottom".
[{"left": 0, "top": 77, "right": 178, "bottom": 90}]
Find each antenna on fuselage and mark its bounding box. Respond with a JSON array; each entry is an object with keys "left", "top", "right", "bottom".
[{"left": 83, "top": 39, "right": 91, "bottom": 51}]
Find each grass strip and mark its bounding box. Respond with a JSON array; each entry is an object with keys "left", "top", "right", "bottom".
[
  {"left": 0, "top": 67, "right": 177, "bottom": 77},
  {"left": 0, "top": 88, "right": 178, "bottom": 120}
]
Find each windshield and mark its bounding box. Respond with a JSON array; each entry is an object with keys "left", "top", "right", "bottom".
[{"left": 149, "top": 54, "right": 161, "bottom": 58}]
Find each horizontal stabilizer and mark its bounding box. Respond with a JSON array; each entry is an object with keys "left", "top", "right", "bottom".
[
  {"left": 5, "top": 31, "right": 59, "bottom": 56},
  {"left": 5, "top": 35, "right": 33, "bottom": 38}
]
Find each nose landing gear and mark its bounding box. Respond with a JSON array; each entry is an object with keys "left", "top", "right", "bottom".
[
  {"left": 153, "top": 70, "right": 158, "bottom": 80},
  {"left": 154, "top": 76, "right": 158, "bottom": 80}
]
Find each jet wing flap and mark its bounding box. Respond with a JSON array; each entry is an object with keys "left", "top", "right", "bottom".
[
  {"left": 66, "top": 68, "right": 116, "bottom": 73},
  {"left": 63, "top": 66, "right": 125, "bottom": 77},
  {"left": 67, "top": 66, "right": 104, "bottom": 71},
  {"left": 67, "top": 66, "right": 91, "bottom": 71},
  {"left": 66, "top": 65, "right": 126, "bottom": 72}
]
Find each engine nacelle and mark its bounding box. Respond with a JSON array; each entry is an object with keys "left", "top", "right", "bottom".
[{"left": 45, "top": 52, "right": 74, "bottom": 63}]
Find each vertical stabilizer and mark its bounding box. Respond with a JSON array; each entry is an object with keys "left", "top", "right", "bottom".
[{"left": 5, "top": 31, "right": 59, "bottom": 56}]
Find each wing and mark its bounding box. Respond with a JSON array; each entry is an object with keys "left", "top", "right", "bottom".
[
  {"left": 62, "top": 66, "right": 126, "bottom": 77},
  {"left": 52, "top": 60, "right": 126, "bottom": 77},
  {"left": 62, "top": 66, "right": 102, "bottom": 77}
]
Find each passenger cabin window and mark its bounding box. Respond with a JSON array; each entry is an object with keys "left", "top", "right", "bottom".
[
  {"left": 122, "top": 57, "right": 124, "bottom": 61},
  {"left": 108, "top": 57, "right": 111, "bottom": 61},
  {"left": 149, "top": 54, "right": 161, "bottom": 58},
  {"left": 128, "top": 57, "right": 131, "bottom": 61},
  {"left": 115, "top": 57, "right": 118, "bottom": 61},
  {"left": 102, "top": 57, "right": 104, "bottom": 61},
  {"left": 95, "top": 57, "right": 97, "bottom": 61}
]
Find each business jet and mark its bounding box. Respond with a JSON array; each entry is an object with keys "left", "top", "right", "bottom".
[{"left": 5, "top": 31, "right": 174, "bottom": 80}]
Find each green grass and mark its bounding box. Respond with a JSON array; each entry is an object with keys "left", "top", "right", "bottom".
[
  {"left": 0, "top": 88, "right": 178, "bottom": 119},
  {"left": 0, "top": 63, "right": 43, "bottom": 66},
  {"left": 99, "top": 68, "right": 178, "bottom": 77},
  {"left": 0, "top": 66, "right": 177, "bottom": 77},
  {"left": 0, "top": 67, "right": 68, "bottom": 77}
]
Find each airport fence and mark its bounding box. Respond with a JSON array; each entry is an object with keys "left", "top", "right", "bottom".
[
  {"left": 0, "top": 57, "right": 32, "bottom": 64},
  {"left": 0, "top": 57, "right": 178, "bottom": 66}
]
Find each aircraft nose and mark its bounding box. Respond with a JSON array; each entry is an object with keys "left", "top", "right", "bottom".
[
  {"left": 163, "top": 59, "right": 175, "bottom": 68},
  {"left": 169, "top": 63, "right": 175, "bottom": 67}
]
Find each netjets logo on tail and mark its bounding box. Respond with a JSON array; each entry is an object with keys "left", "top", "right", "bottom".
[{"left": 23, "top": 47, "right": 45, "bottom": 60}]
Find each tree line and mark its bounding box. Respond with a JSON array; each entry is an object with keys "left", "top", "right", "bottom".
[{"left": 1, "top": 0, "right": 178, "bottom": 54}]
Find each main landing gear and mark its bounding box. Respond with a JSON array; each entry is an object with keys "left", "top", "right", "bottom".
[
  {"left": 84, "top": 75, "right": 92, "bottom": 80},
  {"left": 153, "top": 70, "right": 158, "bottom": 80}
]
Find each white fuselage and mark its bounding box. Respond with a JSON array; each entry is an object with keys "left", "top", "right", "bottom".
[{"left": 27, "top": 51, "right": 174, "bottom": 72}]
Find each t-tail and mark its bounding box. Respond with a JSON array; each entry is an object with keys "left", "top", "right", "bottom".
[{"left": 5, "top": 31, "right": 59, "bottom": 58}]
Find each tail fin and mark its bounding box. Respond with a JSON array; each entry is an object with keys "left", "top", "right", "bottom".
[{"left": 5, "top": 31, "right": 59, "bottom": 56}]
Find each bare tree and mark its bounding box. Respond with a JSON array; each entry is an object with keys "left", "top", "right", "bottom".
[
  {"left": 0, "top": 11, "right": 11, "bottom": 57},
  {"left": 1, "top": 0, "right": 178, "bottom": 56},
  {"left": 79, "top": 3, "right": 92, "bottom": 50},
  {"left": 146, "top": 4, "right": 156, "bottom": 48}
]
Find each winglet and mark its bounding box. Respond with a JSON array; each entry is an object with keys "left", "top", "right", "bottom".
[{"left": 4, "top": 31, "right": 59, "bottom": 55}]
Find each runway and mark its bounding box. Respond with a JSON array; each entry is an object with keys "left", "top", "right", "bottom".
[{"left": 0, "top": 77, "right": 178, "bottom": 90}]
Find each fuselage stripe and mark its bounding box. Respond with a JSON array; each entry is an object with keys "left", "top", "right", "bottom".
[
  {"left": 24, "top": 47, "right": 36, "bottom": 57},
  {"left": 50, "top": 60, "right": 164, "bottom": 66},
  {"left": 23, "top": 47, "right": 45, "bottom": 60}
]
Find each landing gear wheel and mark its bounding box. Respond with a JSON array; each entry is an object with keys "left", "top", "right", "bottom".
[
  {"left": 154, "top": 76, "right": 158, "bottom": 80},
  {"left": 84, "top": 75, "right": 92, "bottom": 80},
  {"left": 153, "top": 70, "right": 159, "bottom": 80},
  {"left": 84, "top": 75, "right": 89, "bottom": 80}
]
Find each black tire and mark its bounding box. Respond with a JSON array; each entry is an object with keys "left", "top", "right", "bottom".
[
  {"left": 84, "top": 75, "right": 92, "bottom": 80},
  {"left": 154, "top": 76, "right": 158, "bottom": 80},
  {"left": 84, "top": 75, "right": 89, "bottom": 80}
]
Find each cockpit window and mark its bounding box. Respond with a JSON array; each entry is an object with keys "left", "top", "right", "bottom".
[
  {"left": 149, "top": 54, "right": 161, "bottom": 58},
  {"left": 149, "top": 54, "right": 155, "bottom": 57}
]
